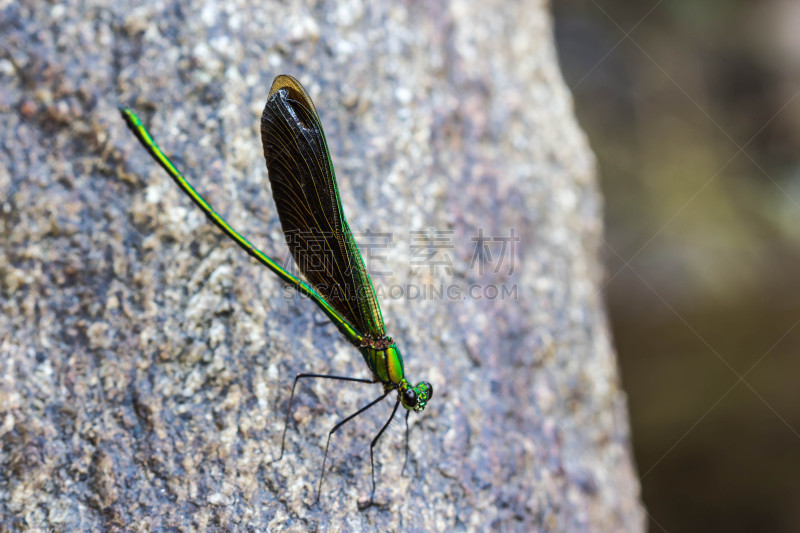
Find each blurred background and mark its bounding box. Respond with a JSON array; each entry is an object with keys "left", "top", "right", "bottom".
[{"left": 554, "top": 1, "right": 800, "bottom": 531}]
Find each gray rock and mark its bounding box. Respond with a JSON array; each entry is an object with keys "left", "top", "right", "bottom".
[{"left": 0, "top": 0, "right": 645, "bottom": 531}]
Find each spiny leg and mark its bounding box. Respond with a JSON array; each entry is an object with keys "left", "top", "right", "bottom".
[
  {"left": 401, "top": 410, "right": 410, "bottom": 476},
  {"left": 366, "top": 398, "right": 401, "bottom": 506},
  {"left": 317, "top": 389, "right": 391, "bottom": 502},
  {"left": 272, "top": 373, "right": 375, "bottom": 463}
]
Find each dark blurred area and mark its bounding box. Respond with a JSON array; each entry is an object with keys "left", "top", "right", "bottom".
[{"left": 554, "top": 1, "right": 800, "bottom": 532}]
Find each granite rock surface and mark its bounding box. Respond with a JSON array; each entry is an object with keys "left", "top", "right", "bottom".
[{"left": 0, "top": 0, "right": 645, "bottom": 530}]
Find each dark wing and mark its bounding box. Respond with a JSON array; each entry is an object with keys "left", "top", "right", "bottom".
[{"left": 260, "top": 75, "right": 385, "bottom": 338}]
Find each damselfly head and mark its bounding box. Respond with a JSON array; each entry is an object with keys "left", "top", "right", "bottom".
[{"left": 401, "top": 381, "right": 433, "bottom": 412}]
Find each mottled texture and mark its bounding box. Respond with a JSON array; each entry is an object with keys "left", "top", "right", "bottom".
[{"left": 0, "top": 0, "right": 645, "bottom": 531}]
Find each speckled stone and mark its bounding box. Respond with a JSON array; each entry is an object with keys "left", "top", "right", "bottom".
[{"left": 0, "top": 0, "right": 645, "bottom": 531}]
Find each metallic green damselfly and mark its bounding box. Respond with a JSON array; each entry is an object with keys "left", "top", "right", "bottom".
[{"left": 120, "top": 75, "right": 433, "bottom": 506}]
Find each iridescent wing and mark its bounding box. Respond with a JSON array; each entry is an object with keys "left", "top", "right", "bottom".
[{"left": 260, "top": 75, "right": 385, "bottom": 338}]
